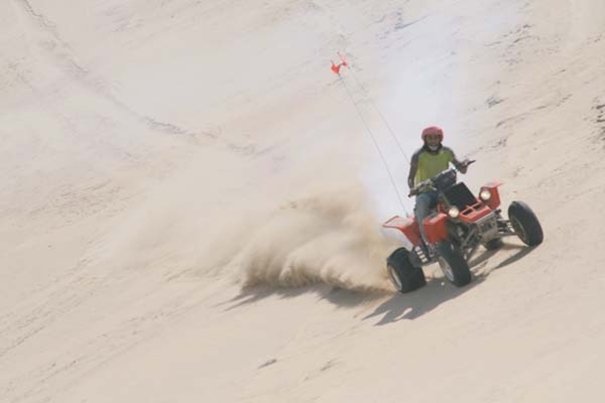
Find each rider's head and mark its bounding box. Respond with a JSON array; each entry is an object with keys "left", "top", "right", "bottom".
[{"left": 422, "top": 126, "right": 443, "bottom": 152}]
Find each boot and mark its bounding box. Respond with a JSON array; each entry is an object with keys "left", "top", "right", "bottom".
[{"left": 424, "top": 243, "right": 438, "bottom": 261}]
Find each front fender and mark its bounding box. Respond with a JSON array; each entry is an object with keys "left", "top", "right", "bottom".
[{"left": 480, "top": 181, "right": 503, "bottom": 210}]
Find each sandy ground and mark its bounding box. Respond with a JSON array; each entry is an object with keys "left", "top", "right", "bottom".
[{"left": 2, "top": 0, "right": 605, "bottom": 402}]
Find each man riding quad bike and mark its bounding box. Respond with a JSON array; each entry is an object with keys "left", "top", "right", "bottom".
[{"left": 383, "top": 127, "right": 543, "bottom": 293}]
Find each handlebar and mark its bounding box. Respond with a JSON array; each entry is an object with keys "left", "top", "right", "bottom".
[
  {"left": 408, "top": 180, "right": 431, "bottom": 197},
  {"left": 408, "top": 159, "right": 475, "bottom": 197}
]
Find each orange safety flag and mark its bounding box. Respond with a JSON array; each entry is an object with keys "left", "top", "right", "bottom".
[{"left": 330, "top": 52, "right": 349, "bottom": 75}]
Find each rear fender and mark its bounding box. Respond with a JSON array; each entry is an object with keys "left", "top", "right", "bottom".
[
  {"left": 383, "top": 215, "right": 423, "bottom": 247},
  {"left": 480, "top": 181, "right": 503, "bottom": 210}
]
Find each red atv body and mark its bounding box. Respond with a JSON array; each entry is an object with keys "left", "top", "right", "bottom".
[{"left": 383, "top": 164, "right": 543, "bottom": 293}]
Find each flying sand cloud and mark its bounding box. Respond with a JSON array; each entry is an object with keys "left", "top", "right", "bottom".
[{"left": 231, "top": 184, "right": 396, "bottom": 292}]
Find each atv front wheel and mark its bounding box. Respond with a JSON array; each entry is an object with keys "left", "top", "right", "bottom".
[
  {"left": 437, "top": 241, "right": 472, "bottom": 287},
  {"left": 386, "top": 248, "right": 426, "bottom": 293},
  {"left": 508, "top": 201, "right": 543, "bottom": 246}
]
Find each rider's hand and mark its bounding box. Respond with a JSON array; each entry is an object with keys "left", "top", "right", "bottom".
[
  {"left": 458, "top": 159, "right": 472, "bottom": 174},
  {"left": 407, "top": 178, "right": 415, "bottom": 197}
]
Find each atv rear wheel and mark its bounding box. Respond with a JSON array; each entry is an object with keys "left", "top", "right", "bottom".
[
  {"left": 386, "top": 248, "right": 426, "bottom": 293},
  {"left": 437, "top": 241, "right": 472, "bottom": 287},
  {"left": 508, "top": 201, "right": 543, "bottom": 246}
]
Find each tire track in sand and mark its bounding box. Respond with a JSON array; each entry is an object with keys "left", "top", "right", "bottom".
[{"left": 12, "top": 0, "right": 215, "bottom": 141}]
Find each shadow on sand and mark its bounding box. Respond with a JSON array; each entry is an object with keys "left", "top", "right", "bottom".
[
  {"left": 363, "top": 243, "right": 538, "bottom": 324},
  {"left": 221, "top": 283, "right": 388, "bottom": 312},
  {"left": 470, "top": 243, "right": 538, "bottom": 277},
  {"left": 362, "top": 275, "right": 479, "bottom": 324},
  {"left": 220, "top": 244, "right": 538, "bottom": 322}
]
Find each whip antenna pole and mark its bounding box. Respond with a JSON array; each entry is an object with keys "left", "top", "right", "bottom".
[
  {"left": 337, "top": 52, "right": 411, "bottom": 165},
  {"left": 331, "top": 57, "right": 410, "bottom": 215}
]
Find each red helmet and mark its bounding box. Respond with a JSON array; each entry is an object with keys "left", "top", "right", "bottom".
[{"left": 421, "top": 126, "right": 444, "bottom": 141}]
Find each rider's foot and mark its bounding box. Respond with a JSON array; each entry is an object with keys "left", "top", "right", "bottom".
[{"left": 424, "top": 243, "right": 438, "bottom": 260}]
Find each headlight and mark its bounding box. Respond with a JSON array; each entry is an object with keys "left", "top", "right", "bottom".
[
  {"left": 480, "top": 189, "right": 492, "bottom": 201},
  {"left": 448, "top": 206, "right": 460, "bottom": 218}
]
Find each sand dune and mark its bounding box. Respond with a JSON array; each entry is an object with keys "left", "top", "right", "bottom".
[{"left": 2, "top": 0, "right": 605, "bottom": 402}]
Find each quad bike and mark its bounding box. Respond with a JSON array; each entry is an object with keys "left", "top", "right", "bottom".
[{"left": 383, "top": 160, "right": 543, "bottom": 293}]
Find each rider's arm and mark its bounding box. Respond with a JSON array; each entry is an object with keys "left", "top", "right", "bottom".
[
  {"left": 448, "top": 148, "right": 468, "bottom": 174},
  {"left": 408, "top": 160, "right": 418, "bottom": 190}
]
